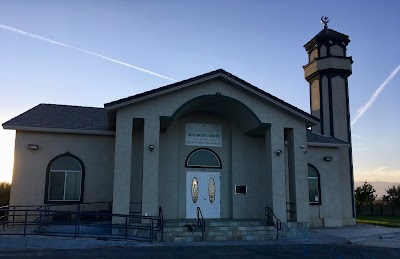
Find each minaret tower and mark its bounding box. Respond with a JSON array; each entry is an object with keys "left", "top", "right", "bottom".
[
  {"left": 303, "top": 17, "right": 352, "bottom": 142},
  {"left": 303, "top": 17, "right": 355, "bottom": 222}
]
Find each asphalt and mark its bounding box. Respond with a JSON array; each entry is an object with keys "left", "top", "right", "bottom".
[{"left": 0, "top": 223, "right": 399, "bottom": 250}]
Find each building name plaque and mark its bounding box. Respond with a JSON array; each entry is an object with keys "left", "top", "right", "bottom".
[{"left": 185, "top": 123, "right": 222, "bottom": 147}]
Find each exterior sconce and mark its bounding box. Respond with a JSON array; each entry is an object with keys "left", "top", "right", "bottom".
[
  {"left": 324, "top": 156, "right": 333, "bottom": 161},
  {"left": 276, "top": 150, "right": 282, "bottom": 156},
  {"left": 27, "top": 144, "right": 39, "bottom": 150},
  {"left": 148, "top": 145, "right": 155, "bottom": 152},
  {"left": 300, "top": 145, "right": 307, "bottom": 154}
]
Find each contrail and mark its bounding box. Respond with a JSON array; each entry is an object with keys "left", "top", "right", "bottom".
[
  {"left": 0, "top": 24, "right": 176, "bottom": 82},
  {"left": 351, "top": 64, "right": 400, "bottom": 126}
]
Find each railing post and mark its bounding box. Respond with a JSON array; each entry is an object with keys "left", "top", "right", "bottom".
[
  {"left": 39, "top": 210, "right": 42, "bottom": 235},
  {"left": 12, "top": 206, "right": 15, "bottom": 227},
  {"left": 75, "top": 204, "right": 81, "bottom": 238},
  {"left": 124, "top": 216, "right": 128, "bottom": 241},
  {"left": 150, "top": 219, "right": 153, "bottom": 244},
  {"left": 23, "top": 210, "right": 27, "bottom": 237}
]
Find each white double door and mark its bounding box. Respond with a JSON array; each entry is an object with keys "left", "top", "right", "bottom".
[{"left": 186, "top": 171, "right": 220, "bottom": 219}]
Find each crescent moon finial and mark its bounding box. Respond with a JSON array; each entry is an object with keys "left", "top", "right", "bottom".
[{"left": 320, "top": 16, "right": 329, "bottom": 29}]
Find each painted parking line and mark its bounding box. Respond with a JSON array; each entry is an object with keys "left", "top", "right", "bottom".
[{"left": 392, "top": 251, "right": 400, "bottom": 257}]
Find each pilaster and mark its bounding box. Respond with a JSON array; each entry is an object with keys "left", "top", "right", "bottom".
[
  {"left": 141, "top": 116, "right": 160, "bottom": 217},
  {"left": 112, "top": 111, "right": 133, "bottom": 222},
  {"left": 265, "top": 125, "right": 287, "bottom": 222}
]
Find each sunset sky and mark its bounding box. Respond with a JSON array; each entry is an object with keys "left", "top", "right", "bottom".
[{"left": 1, "top": 1, "right": 399, "bottom": 184}]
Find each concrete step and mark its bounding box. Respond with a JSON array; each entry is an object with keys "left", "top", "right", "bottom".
[{"left": 161, "top": 219, "right": 278, "bottom": 242}]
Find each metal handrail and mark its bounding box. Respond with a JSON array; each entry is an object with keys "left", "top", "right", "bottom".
[
  {"left": 265, "top": 206, "right": 281, "bottom": 240},
  {"left": 196, "top": 207, "right": 205, "bottom": 241},
  {"left": 158, "top": 206, "right": 164, "bottom": 242},
  {"left": 0, "top": 205, "right": 159, "bottom": 243}
]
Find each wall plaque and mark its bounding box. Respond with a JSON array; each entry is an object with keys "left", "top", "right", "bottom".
[{"left": 185, "top": 123, "right": 222, "bottom": 147}]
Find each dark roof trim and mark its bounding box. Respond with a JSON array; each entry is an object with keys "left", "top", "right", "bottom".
[
  {"left": 306, "top": 130, "right": 349, "bottom": 147},
  {"left": 2, "top": 125, "right": 115, "bottom": 136},
  {"left": 104, "top": 69, "right": 319, "bottom": 126}
]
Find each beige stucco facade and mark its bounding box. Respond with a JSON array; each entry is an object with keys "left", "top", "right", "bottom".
[{"left": 11, "top": 131, "right": 115, "bottom": 208}]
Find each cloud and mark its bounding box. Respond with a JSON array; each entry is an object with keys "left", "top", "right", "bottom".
[
  {"left": 354, "top": 167, "right": 400, "bottom": 182},
  {"left": 0, "top": 24, "right": 177, "bottom": 82},
  {"left": 351, "top": 64, "right": 400, "bottom": 126},
  {"left": 352, "top": 134, "right": 368, "bottom": 141}
]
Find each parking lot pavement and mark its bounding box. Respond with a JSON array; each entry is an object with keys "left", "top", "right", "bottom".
[
  {"left": 0, "top": 223, "right": 399, "bottom": 257},
  {"left": 0, "top": 244, "right": 400, "bottom": 258}
]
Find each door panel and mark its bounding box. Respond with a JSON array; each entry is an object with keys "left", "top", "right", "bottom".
[{"left": 186, "top": 172, "right": 220, "bottom": 218}]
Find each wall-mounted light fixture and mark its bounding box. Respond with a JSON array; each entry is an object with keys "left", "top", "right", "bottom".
[
  {"left": 149, "top": 145, "right": 155, "bottom": 152},
  {"left": 324, "top": 156, "right": 333, "bottom": 161},
  {"left": 27, "top": 144, "right": 39, "bottom": 150},
  {"left": 276, "top": 150, "right": 282, "bottom": 156},
  {"left": 300, "top": 145, "right": 307, "bottom": 154}
]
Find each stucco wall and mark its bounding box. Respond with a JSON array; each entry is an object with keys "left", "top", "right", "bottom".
[
  {"left": 231, "top": 123, "right": 267, "bottom": 219},
  {"left": 307, "top": 146, "right": 342, "bottom": 227},
  {"left": 117, "top": 77, "right": 310, "bottom": 220},
  {"left": 339, "top": 147, "right": 355, "bottom": 225},
  {"left": 116, "top": 78, "right": 306, "bottom": 127},
  {"left": 331, "top": 76, "right": 349, "bottom": 141},
  {"left": 10, "top": 131, "right": 115, "bottom": 207},
  {"left": 330, "top": 44, "right": 343, "bottom": 56}
]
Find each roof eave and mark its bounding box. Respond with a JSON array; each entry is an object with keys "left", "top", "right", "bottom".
[
  {"left": 307, "top": 142, "right": 350, "bottom": 147},
  {"left": 2, "top": 125, "right": 115, "bottom": 136}
]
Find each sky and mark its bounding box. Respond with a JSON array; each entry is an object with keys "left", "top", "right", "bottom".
[{"left": 0, "top": 1, "right": 399, "bottom": 184}]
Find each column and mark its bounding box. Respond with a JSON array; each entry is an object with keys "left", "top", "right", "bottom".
[
  {"left": 265, "top": 125, "right": 287, "bottom": 222},
  {"left": 141, "top": 116, "right": 160, "bottom": 217},
  {"left": 112, "top": 111, "right": 133, "bottom": 223},
  {"left": 291, "top": 128, "right": 310, "bottom": 223}
]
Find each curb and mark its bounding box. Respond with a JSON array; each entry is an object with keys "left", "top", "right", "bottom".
[{"left": 0, "top": 236, "right": 151, "bottom": 250}]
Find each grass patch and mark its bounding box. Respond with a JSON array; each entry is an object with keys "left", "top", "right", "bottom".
[{"left": 356, "top": 215, "right": 400, "bottom": 228}]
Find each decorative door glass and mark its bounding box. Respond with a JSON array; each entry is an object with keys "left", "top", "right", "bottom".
[
  {"left": 191, "top": 177, "right": 199, "bottom": 203},
  {"left": 208, "top": 177, "right": 215, "bottom": 203}
]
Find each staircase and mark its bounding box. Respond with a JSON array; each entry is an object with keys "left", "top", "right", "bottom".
[{"left": 162, "top": 219, "right": 277, "bottom": 242}]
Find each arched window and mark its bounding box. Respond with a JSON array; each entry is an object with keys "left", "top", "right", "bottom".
[
  {"left": 308, "top": 164, "right": 321, "bottom": 205},
  {"left": 185, "top": 148, "right": 222, "bottom": 169},
  {"left": 45, "top": 153, "right": 84, "bottom": 203}
]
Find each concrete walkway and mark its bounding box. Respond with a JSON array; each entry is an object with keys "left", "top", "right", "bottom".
[
  {"left": 0, "top": 224, "right": 399, "bottom": 249},
  {"left": 312, "top": 223, "right": 400, "bottom": 248}
]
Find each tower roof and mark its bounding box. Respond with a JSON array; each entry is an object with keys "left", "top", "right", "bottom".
[{"left": 304, "top": 28, "right": 350, "bottom": 52}]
